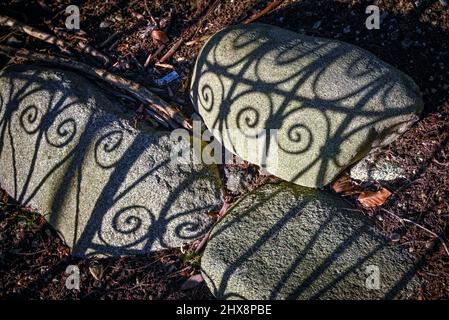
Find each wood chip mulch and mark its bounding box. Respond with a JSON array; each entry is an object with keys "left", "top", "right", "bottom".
[{"left": 0, "top": 0, "right": 448, "bottom": 299}]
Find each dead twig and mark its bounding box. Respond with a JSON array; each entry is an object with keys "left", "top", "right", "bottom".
[
  {"left": 145, "top": 44, "right": 166, "bottom": 67},
  {"left": 100, "top": 17, "right": 147, "bottom": 50},
  {"left": 158, "top": 38, "right": 183, "bottom": 64},
  {"left": 194, "top": 201, "right": 231, "bottom": 254},
  {"left": 74, "top": 39, "right": 111, "bottom": 66},
  {"left": 158, "top": 0, "right": 220, "bottom": 63},
  {"left": 432, "top": 158, "right": 449, "bottom": 166},
  {"left": 144, "top": 107, "right": 171, "bottom": 128},
  {"left": 0, "top": 14, "right": 110, "bottom": 65},
  {"left": 0, "top": 14, "right": 70, "bottom": 53},
  {"left": 243, "top": 0, "right": 285, "bottom": 24},
  {"left": 128, "top": 52, "right": 144, "bottom": 70},
  {"left": 154, "top": 62, "right": 174, "bottom": 69},
  {"left": 99, "top": 30, "right": 122, "bottom": 48},
  {"left": 50, "top": 26, "right": 87, "bottom": 41},
  {"left": 185, "top": 34, "right": 212, "bottom": 46},
  {"left": 0, "top": 45, "right": 192, "bottom": 130},
  {"left": 381, "top": 208, "right": 449, "bottom": 256}
]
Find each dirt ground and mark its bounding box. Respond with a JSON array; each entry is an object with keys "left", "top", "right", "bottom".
[{"left": 0, "top": 0, "right": 448, "bottom": 299}]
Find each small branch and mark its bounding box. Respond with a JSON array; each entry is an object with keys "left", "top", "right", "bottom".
[
  {"left": 0, "top": 14, "right": 70, "bottom": 53},
  {"left": 158, "top": 38, "right": 183, "bottom": 64},
  {"left": 145, "top": 44, "right": 166, "bottom": 67},
  {"left": 95, "top": 85, "right": 170, "bottom": 129},
  {"left": 243, "top": 0, "right": 285, "bottom": 24},
  {"left": 99, "top": 30, "right": 122, "bottom": 48},
  {"left": 0, "top": 45, "right": 192, "bottom": 130},
  {"left": 76, "top": 41, "right": 110, "bottom": 66},
  {"left": 0, "top": 14, "right": 110, "bottom": 66},
  {"left": 381, "top": 208, "right": 449, "bottom": 256},
  {"left": 56, "top": 28, "right": 110, "bottom": 65},
  {"left": 185, "top": 34, "right": 212, "bottom": 46},
  {"left": 158, "top": 0, "right": 220, "bottom": 64},
  {"left": 432, "top": 158, "right": 449, "bottom": 166}
]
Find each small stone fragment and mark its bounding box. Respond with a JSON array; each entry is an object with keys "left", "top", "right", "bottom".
[{"left": 191, "top": 23, "right": 423, "bottom": 188}]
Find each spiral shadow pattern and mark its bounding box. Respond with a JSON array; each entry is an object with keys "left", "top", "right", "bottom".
[
  {"left": 191, "top": 22, "right": 421, "bottom": 190},
  {"left": 94, "top": 130, "right": 125, "bottom": 169},
  {"left": 19, "top": 105, "right": 41, "bottom": 135},
  {"left": 45, "top": 117, "right": 77, "bottom": 148}
]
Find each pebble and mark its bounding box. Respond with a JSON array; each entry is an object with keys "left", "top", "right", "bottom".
[
  {"left": 401, "top": 39, "right": 413, "bottom": 49},
  {"left": 312, "top": 21, "right": 321, "bottom": 29},
  {"left": 6, "top": 36, "right": 22, "bottom": 45},
  {"left": 391, "top": 233, "right": 401, "bottom": 242}
]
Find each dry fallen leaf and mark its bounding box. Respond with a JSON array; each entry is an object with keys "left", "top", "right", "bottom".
[
  {"left": 89, "top": 262, "right": 104, "bottom": 281},
  {"left": 180, "top": 273, "right": 204, "bottom": 291},
  {"left": 358, "top": 187, "right": 392, "bottom": 208},
  {"left": 331, "top": 174, "right": 360, "bottom": 195},
  {"left": 151, "top": 30, "right": 169, "bottom": 44}
]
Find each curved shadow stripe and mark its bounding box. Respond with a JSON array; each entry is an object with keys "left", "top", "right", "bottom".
[{"left": 0, "top": 65, "right": 222, "bottom": 258}]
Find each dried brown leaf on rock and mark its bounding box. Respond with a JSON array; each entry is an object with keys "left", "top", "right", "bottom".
[
  {"left": 358, "top": 188, "right": 392, "bottom": 208},
  {"left": 151, "top": 30, "right": 169, "bottom": 44},
  {"left": 180, "top": 273, "right": 204, "bottom": 291}
]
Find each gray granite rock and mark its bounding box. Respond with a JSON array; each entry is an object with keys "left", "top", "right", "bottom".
[
  {"left": 0, "top": 65, "right": 222, "bottom": 257},
  {"left": 350, "top": 154, "right": 406, "bottom": 182},
  {"left": 201, "top": 182, "right": 419, "bottom": 300},
  {"left": 224, "top": 166, "right": 256, "bottom": 195},
  {"left": 191, "top": 23, "right": 423, "bottom": 188}
]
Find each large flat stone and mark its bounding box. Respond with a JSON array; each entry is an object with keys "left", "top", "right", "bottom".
[
  {"left": 191, "top": 23, "right": 423, "bottom": 188},
  {"left": 201, "top": 182, "right": 419, "bottom": 300},
  {"left": 0, "top": 65, "right": 222, "bottom": 257}
]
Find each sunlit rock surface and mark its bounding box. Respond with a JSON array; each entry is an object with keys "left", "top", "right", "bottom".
[
  {"left": 201, "top": 182, "right": 419, "bottom": 300},
  {"left": 0, "top": 65, "right": 222, "bottom": 257},
  {"left": 191, "top": 23, "right": 423, "bottom": 188}
]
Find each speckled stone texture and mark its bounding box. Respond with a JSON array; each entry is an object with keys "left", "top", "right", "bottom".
[
  {"left": 201, "top": 182, "right": 420, "bottom": 300},
  {"left": 0, "top": 65, "right": 222, "bottom": 257},
  {"left": 191, "top": 23, "right": 423, "bottom": 188},
  {"left": 350, "top": 153, "right": 406, "bottom": 182}
]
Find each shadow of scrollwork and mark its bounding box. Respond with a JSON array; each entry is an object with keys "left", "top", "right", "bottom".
[
  {"left": 189, "top": 10, "right": 433, "bottom": 298},
  {"left": 203, "top": 182, "right": 421, "bottom": 300},
  {"left": 191, "top": 23, "right": 423, "bottom": 188},
  {"left": 0, "top": 64, "right": 221, "bottom": 259}
]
